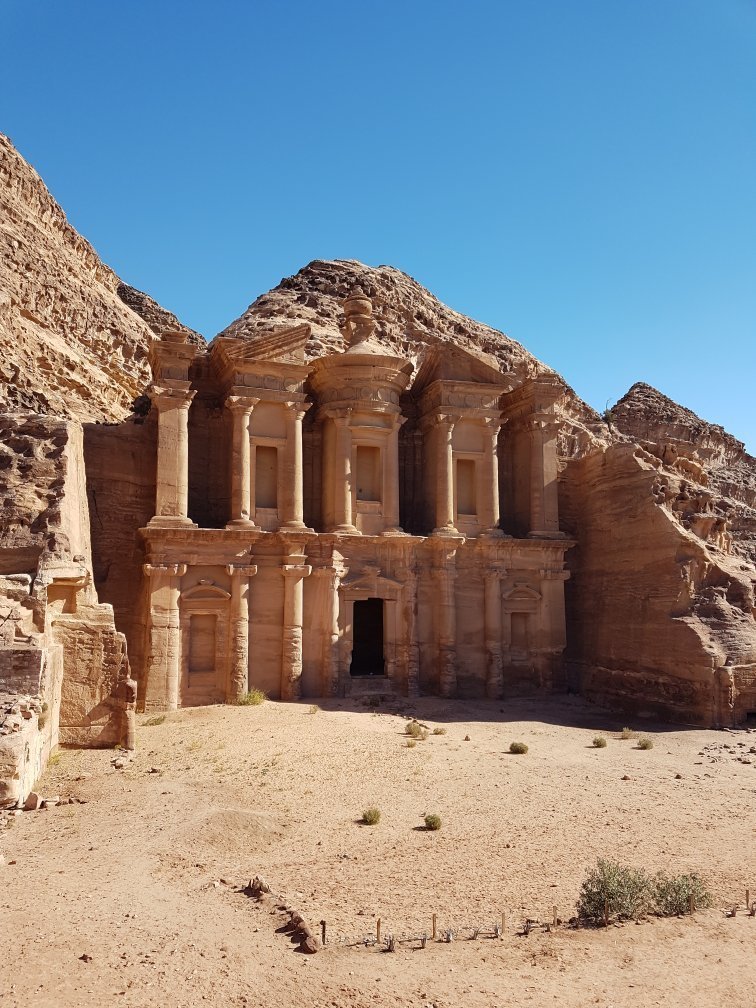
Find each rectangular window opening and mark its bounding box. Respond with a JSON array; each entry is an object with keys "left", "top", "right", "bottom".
[
  {"left": 355, "top": 445, "right": 382, "bottom": 502},
  {"left": 255, "top": 445, "right": 278, "bottom": 509},
  {"left": 456, "top": 458, "right": 477, "bottom": 515}
]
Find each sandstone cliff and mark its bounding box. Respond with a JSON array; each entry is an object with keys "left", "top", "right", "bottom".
[{"left": 0, "top": 133, "right": 200, "bottom": 422}]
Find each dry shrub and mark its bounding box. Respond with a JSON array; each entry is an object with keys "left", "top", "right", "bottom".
[
  {"left": 637, "top": 737, "right": 654, "bottom": 750},
  {"left": 424, "top": 813, "right": 442, "bottom": 831},
  {"left": 509, "top": 741, "right": 528, "bottom": 755},
  {"left": 361, "top": 807, "right": 381, "bottom": 826},
  {"left": 593, "top": 736, "right": 608, "bottom": 748},
  {"left": 143, "top": 715, "right": 166, "bottom": 727},
  {"left": 237, "top": 688, "right": 266, "bottom": 706}
]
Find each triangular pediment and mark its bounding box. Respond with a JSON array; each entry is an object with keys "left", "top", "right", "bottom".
[{"left": 412, "top": 343, "right": 508, "bottom": 396}]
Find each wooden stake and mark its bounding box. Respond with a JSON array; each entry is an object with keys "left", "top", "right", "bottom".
[
  {"left": 603, "top": 899, "right": 609, "bottom": 927},
  {"left": 500, "top": 912, "right": 506, "bottom": 935},
  {"left": 376, "top": 918, "right": 381, "bottom": 944},
  {"left": 746, "top": 888, "right": 750, "bottom": 910},
  {"left": 432, "top": 914, "right": 437, "bottom": 940},
  {"left": 553, "top": 905, "right": 558, "bottom": 926},
  {"left": 688, "top": 893, "right": 695, "bottom": 914},
  {"left": 320, "top": 920, "right": 326, "bottom": 945}
]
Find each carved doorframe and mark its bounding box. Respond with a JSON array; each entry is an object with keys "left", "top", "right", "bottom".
[{"left": 337, "top": 566, "right": 402, "bottom": 693}]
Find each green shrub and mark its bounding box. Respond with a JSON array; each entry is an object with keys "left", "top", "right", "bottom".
[
  {"left": 652, "top": 872, "right": 712, "bottom": 915},
  {"left": 308, "top": 704, "right": 320, "bottom": 714},
  {"left": 405, "top": 739, "right": 417, "bottom": 748},
  {"left": 577, "top": 859, "right": 652, "bottom": 924},
  {"left": 143, "top": 715, "right": 166, "bottom": 727},
  {"left": 637, "top": 737, "right": 654, "bottom": 750},
  {"left": 509, "top": 741, "right": 528, "bottom": 755},
  {"left": 593, "top": 736, "right": 607, "bottom": 748},
  {"left": 620, "top": 727, "right": 637, "bottom": 740},
  {"left": 424, "top": 813, "right": 442, "bottom": 831},
  {"left": 432, "top": 727, "right": 447, "bottom": 735},
  {"left": 237, "top": 688, "right": 267, "bottom": 706},
  {"left": 361, "top": 807, "right": 381, "bottom": 826}
]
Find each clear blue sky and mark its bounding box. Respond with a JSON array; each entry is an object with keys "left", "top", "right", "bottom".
[{"left": 4, "top": 0, "right": 755, "bottom": 451}]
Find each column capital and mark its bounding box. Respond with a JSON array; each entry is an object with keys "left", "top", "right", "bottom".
[
  {"left": 143, "top": 562, "right": 187, "bottom": 577},
  {"left": 226, "top": 564, "right": 258, "bottom": 577},
  {"left": 283, "top": 399, "right": 311, "bottom": 419},
  {"left": 281, "top": 564, "right": 312, "bottom": 579},
  {"left": 150, "top": 385, "right": 196, "bottom": 412},
  {"left": 225, "top": 394, "right": 260, "bottom": 414}
]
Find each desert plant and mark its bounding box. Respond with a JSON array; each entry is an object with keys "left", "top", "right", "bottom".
[
  {"left": 593, "top": 736, "right": 607, "bottom": 748},
  {"left": 652, "top": 871, "right": 712, "bottom": 916},
  {"left": 237, "top": 688, "right": 266, "bottom": 706},
  {"left": 620, "top": 727, "right": 637, "bottom": 740},
  {"left": 47, "top": 751, "right": 61, "bottom": 767},
  {"left": 432, "top": 727, "right": 447, "bottom": 735},
  {"left": 308, "top": 704, "right": 320, "bottom": 714},
  {"left": 406, "top": 721, "right": 428, "bottom": 740},
  {"left": 405, "top": 739, "right": 417, "bottom": 748},
  {"left": 509, "top": 741, "right": 528, "bottom": 755},
  {"left": 143, "top": 715, "right": 166, "bottom": 727},
  {"left": 577, "top": 859, "right": 652, "bottom": 924},
  {"left": 424, "top": 813, "right": 442, "bottom": 831},
  {"left": 637, "top": 737, "right": 654, "bottom": 750},
  {"left": 361, "top": 807, "right": 381, "bottom": 826}
]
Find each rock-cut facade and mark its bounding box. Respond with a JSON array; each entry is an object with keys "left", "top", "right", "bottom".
[{"left": 139, "top": 287, "right": 572, "bottom": 708}]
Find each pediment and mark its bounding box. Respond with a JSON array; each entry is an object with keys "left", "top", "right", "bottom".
[
  {"left": 412, "top": 343, "right": 508, "bottom": 396},
  {"left": 212, "top": 323, "right": 311, "bottom": 367},
  {"left": 503, "top": 584, "right": 541, "bottom": 602},
  {"left": 340, "top": 564, "right": 402, "bottom": 597}
]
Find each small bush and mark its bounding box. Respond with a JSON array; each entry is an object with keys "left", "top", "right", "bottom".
[
  {"left": 593, "top": 736, "right": 607, "bottom": 748},
  {"left": 509, "top": 741, "right": 528, "bottom": 755},
  {"left": 237, "top": 688, "right": 267, "bottom": 706},
  {"left": 308, "top": 704, "right": 320, "bottom": 714},
  {"left": 47, "top": 751, "right": 61, "bottom": 767},
  {"left": 637, "top": 737, "right": 654, "bottom": 750},
  {"left": 406, "top": 721, "right": 428, "bottom": 740},
  {"left": 405, "top": 739, "right": 417, "bottom": 748},
  {"left": 620, "top": 727, "right": 637, "bottom": 740},
  {"left": 361, "top": 807, "right": 381, "bottom": 826},
  {"left": 432, "top": 727, "right": 447, "bottom": 736},
  {"left": 652, "top": 871, "right": 712, "bottom": 916},
  {"left": 577, "top": 859, "right": 652, "bottom": 924},
  {"left": 143, "top": 715, "right": 166, "bottom": 727},
  {"left": 424, "top": 813, "right": 442, "bottom": 831}
]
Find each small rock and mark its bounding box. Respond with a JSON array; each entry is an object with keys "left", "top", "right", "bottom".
[
  {"left": 299, "top": 935, "right": 319, "bottom": 954},
  {"left": 675, "top": 773, "right": 683, "bottom": 779},
  {"left": 42, "top": 796, "right": 60, "bottom": 808},
  {"left": 79, "top": 954, "right": 93, "bottom": 963},
  {"left": 621, "top": 774, "right": 631, "bottom": 781},
  {"left": 23, "top": 792, "right": 42, "bottom": 812},
  {"left": 464, "top": 734, "right": 471, "bottom": 742}
]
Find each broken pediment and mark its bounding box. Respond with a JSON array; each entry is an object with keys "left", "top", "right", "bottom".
[{"left": 212, "top": 323, "right": 311, "bottom": 367}]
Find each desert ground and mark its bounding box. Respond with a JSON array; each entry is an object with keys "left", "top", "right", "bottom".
[{"left": 1, "top": 695, "right": 755, "bottom": 1008}]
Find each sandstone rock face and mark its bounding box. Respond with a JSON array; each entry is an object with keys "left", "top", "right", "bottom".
[{"left": 0, "top": 133, "right": 177, "bottom": 421}]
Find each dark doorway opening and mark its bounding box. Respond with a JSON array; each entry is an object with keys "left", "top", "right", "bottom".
[
  {"left": 350, "top": 598, "right": 385, "bottom": 677},
  {"left": 746, "top": 711, "right": 756, "bottom": 725}
]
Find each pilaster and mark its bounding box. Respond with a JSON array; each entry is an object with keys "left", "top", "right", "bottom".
[
  {"left": 148, "top": 387, "right": 197, "bottom": 528},
  {"left": 226, "top": 563, "right": 258, "bottom": 700},
  {"left": 433, "top": 413, "right": 458, "bottom": 535},
  {"left": 280, "top": 401, "right": 310, "bottom": 530},
  {"left": 281, "top": 560, "right": 312, "bottom": 700},
  {"left": 142, "top": 562, "right": 187, "bottom": 710}
]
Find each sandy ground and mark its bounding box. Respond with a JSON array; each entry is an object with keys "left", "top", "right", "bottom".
[{"left": 1, "top": 695, "right": 755, "bottom": 1008}]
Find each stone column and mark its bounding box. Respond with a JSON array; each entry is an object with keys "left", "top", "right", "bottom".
[
  {"left": 433, "top": 550, "right": 458, "bottom": 697},
  {"left": 226, "top": 396, "right": 259, "bottom": 528},
  {"left": 433, "top": 414, "right": 457, "bottom": 535},
  {"left": 226, "top": 564, "right": 258, "bottom": 700},
  {"left": 481, "top": 419, "right": 502, "bottom": 533},
  {"left": 331, "top": 412, "right": 358, "bottom": 534},
  {"left": 484, "top": 565, "right": 506, "bottom": 698},
  {"left": 528, "top": 416, "right": 561, "bottom": 537},
  {"left": 143, "top": 563, "right": 186, "bottom": 710},
  {"left": 311, "top": 565, "right": 341, "bottom": 696},
  {"left": 149, "top": 388, "right": 196, "bottom": 527},
  {"left": 398, "top": 564, "right": 420, "bottom": 696},
  {"left": 281, "top": 402, "right": 308, "bottom": 530},
  {"left": 382, "top": 414, "right": 404, "bottom": 533},
  {"left": 281, "top": 561, "right": 312, "bottom": 700}
]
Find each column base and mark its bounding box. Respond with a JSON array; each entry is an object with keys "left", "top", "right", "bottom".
[
  {"left": 381, "top": 526, "right": 408, "bottom": 537},
  {"left": 225, "top": 518, "right": 259, "bottom": 530},
  {"left": 279, "top": 520, "right": 310, "bottom": 531},
  {"left": 432, "top": 525, "right": 460, "bottom": 537},
  {"left": 147, "top": 516, "right": 198, "bottom": 529},
  {"left": 479, "top": 527, "right": 509, "bottom": 540},
  {"left": 329, "top": 524, "right": 360, "bottom": 535}
]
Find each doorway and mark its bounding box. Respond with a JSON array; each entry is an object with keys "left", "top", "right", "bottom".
[{"left": 350, "top": 598, "right": 385, "bottom": 677}]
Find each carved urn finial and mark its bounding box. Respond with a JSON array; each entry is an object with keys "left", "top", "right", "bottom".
[{"left": 341, "top": 285, "right": 375, "bottom": 348}]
